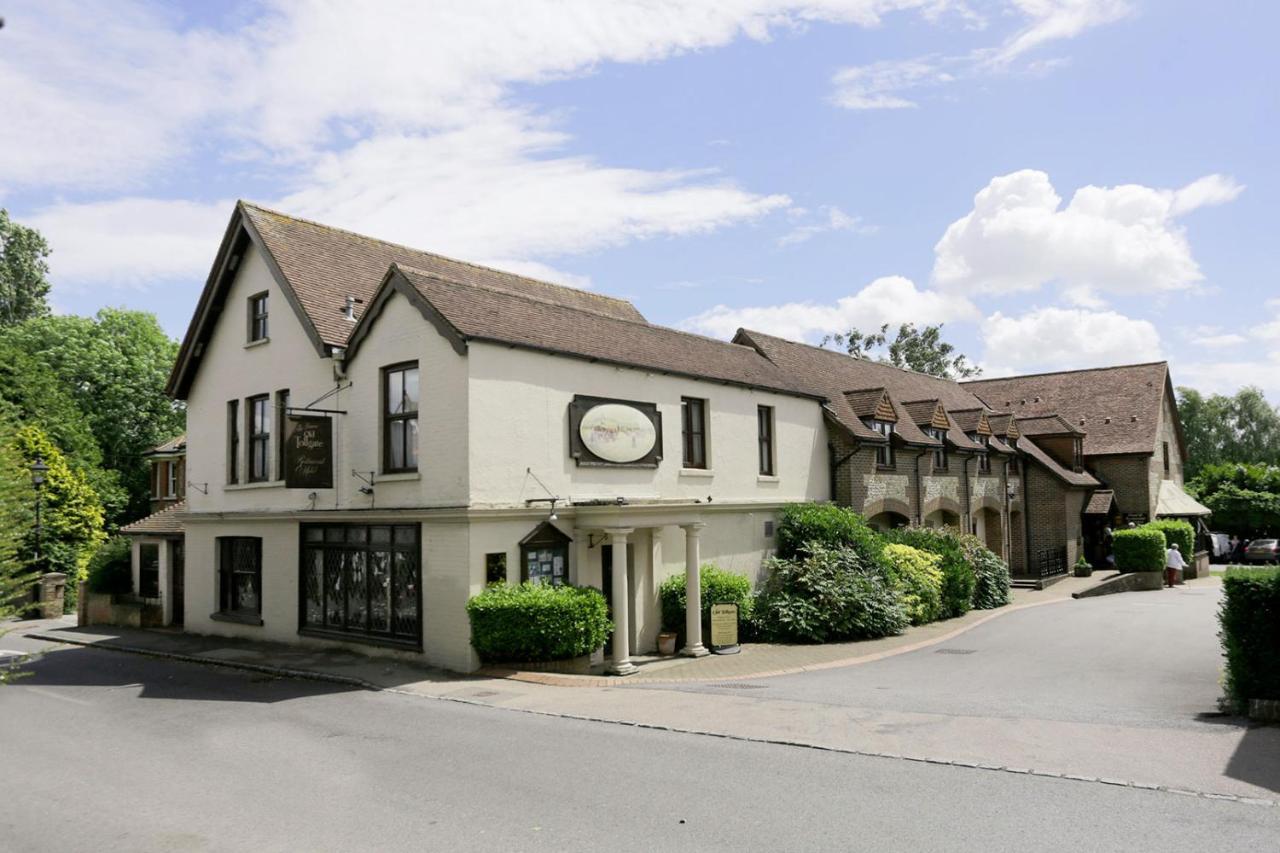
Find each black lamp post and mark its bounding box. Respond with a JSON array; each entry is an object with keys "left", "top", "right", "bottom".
[{"left": 30, "top": 458, "right": 48, "bottom": 572}]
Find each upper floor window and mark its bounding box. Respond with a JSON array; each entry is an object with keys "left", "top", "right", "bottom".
[
  {"left": 1073, "top": 438, "right": 1084, "bottom": 472},
  {"left": 247, "top": 394, "right": 271, "bottom": 482},
  {"left": 226, "top": 400, "right": 239, "bottom": 484},
  {"left": 757, "top": 405, "right": 775, "bottom": 476},
  {"left": 1008, "top": 438, "right": 1020, "bottom": 474},
  {"left": 974, "top": 434, "right": 991, "bottom": 474},
  {"left": 926, "top": 427, "right": 947, "bottom": 469},
  {"left": 166, "top": 460, "right": 179, "bottom": 498},
  {"left": 275, "top": 389, "right": 290, "bottom": 479},
  {"left": 1162, "top": 441, "right": 1170, "bottom": 477},
  {"left": 681, "top": 397, "right": 708, "bottom": 469},
  {"left": 869, "top": 419, "right": 894, "bottom": 468},
  {"left": 383, "top": 363, "right": 419, "bottom": 473},
  {"left": 248, "top": 292, "right": 269, "bottom": 342}
]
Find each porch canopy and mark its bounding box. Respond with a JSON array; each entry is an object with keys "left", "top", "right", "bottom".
[{"left": 1155, "top": 480, "right": 1212, "bottom": 518}]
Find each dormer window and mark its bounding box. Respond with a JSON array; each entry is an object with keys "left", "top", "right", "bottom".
[
  {"left": 869, "top": 420, "right": 895, "bottom": 468},
  {"left": 972, "top": 433, "right": 991, "bottom": 474},
  {"left": 926, "top": 427, "right": 947, "bottom": 469},
  {"left": 1008, "top": 438, "right": 1020, "bottom": 474},
  {"left": 248, "top": 292, "right": 269, "bottom": 342},
  {"left": 1073, "top": 438, "right": 1084, "bottom": 472}
]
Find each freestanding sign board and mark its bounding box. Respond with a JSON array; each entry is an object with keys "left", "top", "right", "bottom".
[
  {"left": 709, "top": 603, "right": 740, "bottom": 654},
  {"left": 284, "top": 414, "right": 334, "bottom": 489}
]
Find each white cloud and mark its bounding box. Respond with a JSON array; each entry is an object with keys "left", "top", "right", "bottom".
[
  {"left": 26, "top": 197, "right": 232, "bottom": 290},
  {"left": 1178, "top": 325, "right": 1246, "bottom": 349},
  {"left": 778, "top": 205, "right": 875, "bottom": 245},
  {"left": 831, "top": 1, "right": 1131, "bottom": 110},
  {"left": 932, "top": 169, "right": 1244, "bottom": 296},
  {"left": 1173, "top": 353, "right": 1280, "bottom": 400},
  {"left": 681, "top": 275, "right": 978, "bottom": 340},
  {"left": 980, "top": 306, "right": 1161, "bottom": 373}
]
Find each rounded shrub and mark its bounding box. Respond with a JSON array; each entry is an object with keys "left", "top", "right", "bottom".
[
  {"left": 775, "top": 502, "right": 885, "bottom": 560},
  {"left": 955, "top": 534, "right": 1012, "bottom": 610},
  {"left": 1113, "top": 527, "right": 1166, "bottom": 573},
  {"left": 882, "top": 526, "right": 976, "bottom": 619},
  {"left": 86, "top": 535, "right": 133, "bottom": 595},
  {"left": 752, "top": 543, "right": 907, "bottom": 644},
  {"left": 466, "top": 583, "right": 611, "bottom": 663},
  {"left": 659, "top": 564, "right": 752, "bottom": 645},
  {"left": 1145, "top": 519, "right": 1195, "bottom": 560},
  {"left": 882, "top": 543, "right": 944, "bottom": 625}
]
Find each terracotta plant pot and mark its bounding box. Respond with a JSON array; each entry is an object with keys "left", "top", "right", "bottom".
[{"left": 657, "top": 632, "right": 678, "bottom": 656}]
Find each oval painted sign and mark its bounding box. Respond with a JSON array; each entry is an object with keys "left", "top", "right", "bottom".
[{"left": 578, "top": 403, "right": 657, "bottom": 463}]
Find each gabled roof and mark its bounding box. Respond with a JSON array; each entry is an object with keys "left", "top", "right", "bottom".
[
  {"left": 901, "top": 399, "right": 952, "bottom": 430},
  {"left": 948, "top": 408, "right": 992, "bottom": 436},
  {"left": 734, "top": 330, "right": 1000, "bottom": 447},
  {"left": 844, "top": 388, "right": 897, "bottom": 421},
  {"left": 345, "top": 265, "right": 821, "bottom": 400},
  {"left": 1084, "top": 490, "right": 1116, "bottom": 515},
  {"left": 1015, "top": 414, "right": 1084, "bottom": 438},
  {"left": 121, "top": 501, "right": 186, "bottom": 536},
  {"left": 1020, "top": 439, "right": 1099, "bottom": 488},
  {"left": 143, "top": 434, "right": 186, "bottom": 456},
  {"left": 167, "top": 202, "right": 646, "bottom": 398},
  {"left": 986, "top": 413, "right": 1021, "bottom": 441},
  {"left": 965, "top": 362, "right": 1177, "bottom": 457}
]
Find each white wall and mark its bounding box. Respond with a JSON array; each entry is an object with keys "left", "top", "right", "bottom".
[{"left": 465, "top": 342, "right": 829, "bottom": 508}]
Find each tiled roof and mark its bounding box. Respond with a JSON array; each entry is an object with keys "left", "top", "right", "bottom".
[
  {"left": 240, "top": 203, "right": 646, "bottom": 347},
  {"left": 1015, "top": 414, "right": 1084, "bottom": 437},
  {"left": 386, "top": 266, "right": 818, "bottom": 399},
  {"left": 947, "top": 408, "right": 989, "bottom": 434},
  {"left": 966, "top": 362, "right": 1170, "bottom": 456},
  {"left": 844, "top": 388, "right": 892, "bottom": 419},
  {"left": 1084, "top": 490, "right": 1116, "bottom": 515},
  {"left": 1020, "top": 439, "right": 1098, "bottom": 488},
  {"left": 121, "top": 501, "right": 186, "bottom": 536},
  {"left": 735, "top": 331, "right": 971, "bottom": 444},
  {"left": 144, "top": 434, "right": 186, "bottom": 455}
]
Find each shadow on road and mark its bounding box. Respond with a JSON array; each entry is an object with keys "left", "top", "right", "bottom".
[
  {"left": 1223, "top": 723, "right": 1280, "bottom": 793},
  {"left": 7, "top": 644, "right": 363, "bottom": 704}
]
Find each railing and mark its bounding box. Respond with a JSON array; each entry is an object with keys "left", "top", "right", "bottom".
[{"left": 1035, "top": 546, "right": 1068, "bottom": 579}]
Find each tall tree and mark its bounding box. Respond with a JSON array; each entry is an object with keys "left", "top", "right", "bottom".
[
  {"left": 0, "top": 209, "right": 52, "bottom": 327},
  {"left": 0, "top": 410, "right": 38, "bottom": 632},
  {"left": 0, "top": 309, "right": 184, "bottom": 520},
  {"left": 1177, "top": 386, "right": 1280, "bottom": 478},
  {"left": 826, "top": 323, "right": 982, "bottom": 379}
]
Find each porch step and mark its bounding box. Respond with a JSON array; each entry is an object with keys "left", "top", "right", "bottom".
[{"left": 1010, "top": 578, "right": 1041, "bottom": 590}]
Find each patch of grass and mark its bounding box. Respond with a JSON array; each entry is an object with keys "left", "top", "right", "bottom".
[{"left": 1224, "top": 565, "right": 1280, "bottom": 581}]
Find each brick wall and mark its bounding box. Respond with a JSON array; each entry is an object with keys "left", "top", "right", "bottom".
[{"left": 1089, "top": 454, "right": 1153, "bottom": 522}]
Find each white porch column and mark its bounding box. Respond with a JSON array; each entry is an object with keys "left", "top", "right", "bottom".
[
  {"left": 158, "top": 540, "right": 173, "bottom": 625},
  {"left": 681, "top": 522, "right": 709, "bottom": 657},
  {"left": 606, "top": 528, "right": 637, "bottom": 676}
]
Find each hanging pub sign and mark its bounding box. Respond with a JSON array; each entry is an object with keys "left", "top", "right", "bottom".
[{"left": 284, "top": 414, "right": 334, "bottom": 489}]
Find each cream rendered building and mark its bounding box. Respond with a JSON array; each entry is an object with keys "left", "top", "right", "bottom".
[{"left": 168, "top": 203, "right": 829, "bottom": 674}]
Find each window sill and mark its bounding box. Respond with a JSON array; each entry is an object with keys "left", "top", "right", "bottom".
[
  {"left": 210, "top": 611, "right": 263, "bottom": 627},
  {"left": 875, "top": 465, "right": 897, "bottom": 473},
  {"left": 757, "top": 474, "right": 780, "bottom": 483},
  {"left": 244, "top": 337, "right": 270, "bottom": 349},
  {"left": 679, "top": 468, "right": 714, "bottom": 478},
  {"left": 225, "top": 480, "right": 284, "bottom": 492},
  {"left": 377, "top": 471, "right": 421, "bottom": 483}
]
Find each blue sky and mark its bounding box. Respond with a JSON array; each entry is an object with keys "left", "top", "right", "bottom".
[{"left": 1, "top": 1, "right": 1276, "bottom": 395}]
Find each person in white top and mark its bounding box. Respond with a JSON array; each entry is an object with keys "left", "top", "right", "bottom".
[{"left": 1165, "top": 543, "right": 1187, "bottom": 588}]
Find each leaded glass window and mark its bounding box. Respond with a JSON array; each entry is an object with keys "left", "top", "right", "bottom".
[{"left": 300, "top": 524, "right": 421, "bottom": 648}]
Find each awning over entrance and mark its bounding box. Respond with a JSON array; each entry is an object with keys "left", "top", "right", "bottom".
[
  {"left": 1083, "top": 489, "right": 1115, "bottom": 516},
  {"left": 1156, "top": 480, "right": 1212, "bottom": 517}
]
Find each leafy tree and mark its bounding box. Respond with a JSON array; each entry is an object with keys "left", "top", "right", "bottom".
[
  {"left": 1177, "top": 386, "right": 1280, "bottom": 478},
  {"left": 1188, "top": 462, "right": 1280, "bottom": 538},
  {"left": 0, "top": 209, "right": 52, "bottom": 327},
  {"left": 0, "top": 309, "right": 183, "bottom": 520},
  {"left": 0, "top": 411, "right": 38, "bottom": 627},
  {"left": 11, "top": 424, "right": 107, "bottom": 603},
  {"left": 825, "top": 323, "right": 981, "bottom": 379}
]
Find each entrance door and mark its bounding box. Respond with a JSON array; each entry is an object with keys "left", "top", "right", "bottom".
[
  {"left": 171, "top": 540, "right": 185, "bottom": 625},
  {"left": 599, "top": 544, "right": 635, "bottom": 655}
]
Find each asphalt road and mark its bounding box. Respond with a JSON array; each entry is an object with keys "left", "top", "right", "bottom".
[
  {"left": 2, "top": 633, "right": 1278, "bottom": 852},
  {"left": 681, "top": 585, "right": 1226, "bottom": 729}
]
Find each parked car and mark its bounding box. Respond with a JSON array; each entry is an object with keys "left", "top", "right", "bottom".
[{"left": 1244, "top": 539, "right": 1280, "bottom": 564}]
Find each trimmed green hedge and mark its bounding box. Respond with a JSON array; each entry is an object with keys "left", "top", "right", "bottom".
[
  {"left": 466, "top": 583, "right": 611, "bottom": 663},
  {"left": 882, "top": 527, "right": 976, "bottom": 618},
  {"left": 752, "top": 543, "right": 907, "bottom": 643},
  {"left": 1220, "top": 571, "right": 1280, "bottom": 710},
  {"left": 86, "top": 535, "right": 132, "bottom": 595},
  {"left": 1145, "top": 519, "right": 1195, "bottom": 560},
  {"left": 659, "top": 564, "right": 753, "bottom": 645},
  {"left": 882, "top": 543, "right": 943, "bottom": 625},
  {"left": 1113, "top": 527, "right": 1166, "bottom": 572},
  {"left": 775, "top": 503, "right": 885, "bottom": 560}
]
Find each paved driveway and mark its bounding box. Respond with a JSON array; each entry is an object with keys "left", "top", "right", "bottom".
[{"left": 686, "top": 585, "right": 1224, "bottom": 729}]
